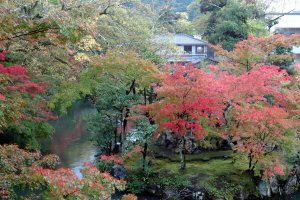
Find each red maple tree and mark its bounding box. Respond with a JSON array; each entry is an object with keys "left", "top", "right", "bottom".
[
  {"left": 145, "top": 63, "right": 299, "bottom": 173},
  {"left": 144, "top": 65, "right": 224, "bottom": 169},
  {"left": 0, "top": 51, "right": 57, "bottom": 131},
  {"left": 214, "top": 65, "right": 299, "bottom": 171}
]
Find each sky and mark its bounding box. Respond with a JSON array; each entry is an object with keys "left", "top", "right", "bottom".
[
  {"left": 269, "top": 0, "right": 300, "bottom": 12},
  {"left": 269, "top": 0, "right": 300, "bottom": 28}
]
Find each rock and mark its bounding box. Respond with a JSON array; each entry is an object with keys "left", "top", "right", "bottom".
[
  {"left": 164, "top": 189, "right": 179, "bottom": 199},
  {"left": 270, "top": 176, "right": 279, "bottom": 194},
  {"left": 264, "top": 143, "right": 275, "bottom": 153},
  {"left": 297, "top": 151, "right": 300, "bottom": 163},
  {"left": 112, "top": 165, "right": 126, "bottom": 179},
  {"left": 235, "top": 191, "right": 246, "bottom": 200},
  {"left": 144, "top": 184, "right": 164, "bottom": 197},
  {"left": 284, "top": 174, "right": 298, "bottom": 195},
  {"left": 192, "top": 190, "right": 205, "bottom": 200},
  {"left": 164, "top": 132, "right": 179, "bottom": 149},
  {"left": 235, "top": 185, "right": 248, "bottom": 200},
  {"left": 192, "top": 147, "right": 202, "bottom": 154},
  {"left": 178, "top": 187, "right": 205, "bottom": 200},
  {"left": 258, "top": 181, "right": 271, "bottom": 197},
  {"left": 283, "top": 165, "right": 298, "bottom": 195},
  {"left": 175, "top": 138, "right": 197, "bottom": 154},
  {"left": 220, "top": 139, "right": 231, "bottom": 150}
]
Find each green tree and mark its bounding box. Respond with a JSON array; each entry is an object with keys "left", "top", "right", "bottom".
[
  {"left": 273, "top": 46, "right": 295, "bottom": 75},
  {"left": 126, "top": 119, "right": 157, "bottom": 171},
  {"left": 86, "top": 112, "right": 117, "bottom": 156},
  {"left": 190, "top": 0, "right": 268, "bottom": 50},
  {"left": 0, "top": 0, "right": 154, "bottom": 101},
  {"left": 50, "top": 51, "right": 160, "bottom": 113},
  {"left": 88, "top": 78, "right": 139, "bottom": 153}
]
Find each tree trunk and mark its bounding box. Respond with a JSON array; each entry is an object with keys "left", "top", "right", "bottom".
[
  {"left": 144, "top": 88, "right": 147, "bottom": 105},
  {"left": 123, "top": 107, "right": 130, "bottom": 133},
  {"left": 120, "top": 114, "right": 124, "bottom": 152},
  {"left": 113, "top": 116, "right": 119, "bottom": 153},
  {"left": 120, "top": 108, "right": 130, "bottom": 152},
  {"left": 266, "top": 179, "right": 271, "bottom": 197},
  {"left": 108, "top": 141, "right": 112, "bottom": 156},
  {"left": 142, "top": 141, "right": 148, "bottom": 172},
  {"left": 180, "top": 137, "right": 186, "bottom": 170},
  {"left": 223, "top": 102, "right": 232, "bottom": 128},
  {"left": 114, "top": 117, "right": 118, "bottom": 146},
  {"left": 248, "top": 150, "right": 253, "bottom": 171}
]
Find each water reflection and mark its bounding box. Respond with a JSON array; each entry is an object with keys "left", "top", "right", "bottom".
[
  {"left": 272, "top": 192, "right": 300, "bottom": 200},
  {"left": 42, "top": 101, "right": 97, "bottom": 177}
]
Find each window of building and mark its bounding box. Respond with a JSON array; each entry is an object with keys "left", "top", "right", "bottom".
[
  {"left": 184, "top": 45, "right": 192, "bottom": 54},
  {"left": 196, "top": 45, "right": 205, "bottom": 54}
]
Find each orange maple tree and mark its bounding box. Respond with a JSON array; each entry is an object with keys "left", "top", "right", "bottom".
[
  {"left": 212, "top": 64, "right": 298, "bottom": 171},
  {"left": 212, "top": 34, "right": 300, "bottom": 74}
]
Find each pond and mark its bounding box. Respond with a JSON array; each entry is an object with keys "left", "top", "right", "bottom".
[
  {"left": 41, "top": 101, "right": 97, "bottom": 177},
  {"left": 272, "top": 191, "right": 300, "bottom": 200}
]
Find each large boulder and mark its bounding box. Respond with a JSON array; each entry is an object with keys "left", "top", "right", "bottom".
[
  {"left": 235, "top": 184, "right": 249, "bottom": 200},
  {"left": 175, "top": 138, "right": 197, "bottom": 154},
  {"left": 177, "top": 187, "right": 205, "bottom": 200},
  {"left": 284, "top": 174, "right": 298, "bottom": 195},
  {"left": 258, "top": 181, "right": 271, "bottom": 197},
  {"left": 284, "top": 165, "right": 298, "bottom": 195},
  {"left": 158, "top": 131, "right": 179, "bottom": 150},
  {"left": 270, "top": 176, "right": 280, "bottom": 194},
  {"left": 144, "top": 184, "right": 165, "bottom": 197},
  {"left": 112, "top": 165, "right": 126, "bottom": 179},
  {"left": 164, "top": 189, "right": 179, "bottom": 199}
]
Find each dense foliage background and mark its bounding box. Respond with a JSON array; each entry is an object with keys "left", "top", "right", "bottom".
[{"left": 1, "top": 0, "right": 300, "bottom": 199}]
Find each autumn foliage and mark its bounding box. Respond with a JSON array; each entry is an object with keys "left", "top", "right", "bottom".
[
  {"left": 0, "top": 51, "right": 57, "bottom": 131},
  {"left": 263, "top": 163, "right": 285, "bottom": 180},
  {"left": 212, "top": 34, "right": 300, "bottom": 74},
  {"left": 214, "top": 65, "right": 298, "bottom": 168},
  {"left": 0, "top": 144, "right": 59, "bottom": 198},
  {"left": 0, "top": 145, "right": 125, "bottom": 199},
  {"left": 145, "top": 65, "right": 222, "bottom": 140},
  {"left": 122, "top": 193, "right": 138, "bottom": 200},
  {"left": 145, "top": 62, "right": 299, "bottom": 172},
  {"left": 32, "top": 162, "right": 126, "bottom": 199}
]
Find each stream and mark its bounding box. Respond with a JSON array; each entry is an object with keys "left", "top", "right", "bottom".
[{"left": 41, "top": 101, "right": 97, "bottom": 177}]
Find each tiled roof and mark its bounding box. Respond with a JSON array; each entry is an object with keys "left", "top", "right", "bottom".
[{"left": 154, "top": 33, "right": 207, "bottom": 45}]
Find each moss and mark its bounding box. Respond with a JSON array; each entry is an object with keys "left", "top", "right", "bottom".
[
  {"left": 123, "top": 150, "right": 258, "bottom": 199},
  {"left": 168, "top": 150, "right": 232, "bottom": 162},
  {"left": 151, "top": 158, "right": 256, "bottom": 199},
  {"left": 123, "top": 153, "right": 141, "bottom": 171}
]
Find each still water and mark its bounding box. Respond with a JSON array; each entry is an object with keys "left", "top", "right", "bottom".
[
  {"left": 272, "top": 192, "right": 300, "bottom": 200},
  {"left": 42, "top": 101, "right": 97, "bottom": 177}
]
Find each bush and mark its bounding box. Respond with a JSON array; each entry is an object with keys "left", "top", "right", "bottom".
[
  {"left": 126, "top": 175, "right": 146, "bottom": 194},
  {"left": 95, "top": 159, "right": 114, "bottom": 172},
  {"left": 39, "top": 154, "right": 60, "bottom": 169},
  {"left": 121, "top": 193, "right": 138, "bottom": 200}
]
